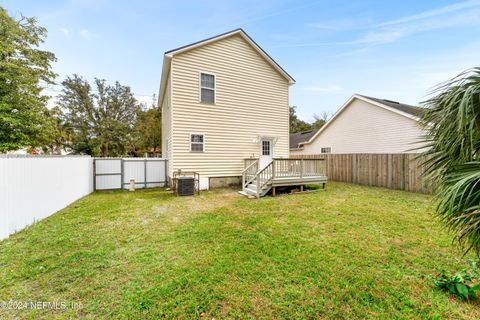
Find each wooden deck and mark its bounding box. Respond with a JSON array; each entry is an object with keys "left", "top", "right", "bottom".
[{"left": 241, "top": 158, "right": 328, "bottom": 198}]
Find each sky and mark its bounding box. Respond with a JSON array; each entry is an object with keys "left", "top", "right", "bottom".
[{"left": 2, "top": 0, "right": 480, "bottom": 121}]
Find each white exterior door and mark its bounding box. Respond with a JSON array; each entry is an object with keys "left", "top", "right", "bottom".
[{"left": 259, "top": 138, "right": 273, "bottom": 170}]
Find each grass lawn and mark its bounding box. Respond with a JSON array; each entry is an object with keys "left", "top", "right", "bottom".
[{"left": 0, "top": 182, "right": 479, "bottom": 319}]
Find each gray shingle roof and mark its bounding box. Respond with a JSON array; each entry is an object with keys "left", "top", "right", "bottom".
[
  {"left": 289, "top": 128, "right": 320, "bottom": 149},
  {"left": 359, "top": 95, "right": 423, "bottom": 117}
]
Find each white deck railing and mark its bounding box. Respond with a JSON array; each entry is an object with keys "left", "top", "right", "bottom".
[{"left": 243, "top": 158, "right": 327, "bottom": 197}]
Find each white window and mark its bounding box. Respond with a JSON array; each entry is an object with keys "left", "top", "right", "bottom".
[
  {"left": 190, "top": 134, "right": 204, "bottom": 152},
  {"left": 321, "top": 147, "right": 331, "bottom": 154},
  {"left": 200, "top": 73, "right": 215, "bottom": 104},
  {"left": 262, "top": 140, "right": 271, "bottom": 156}
]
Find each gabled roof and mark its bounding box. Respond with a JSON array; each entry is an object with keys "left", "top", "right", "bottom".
[
  {"left": 358, "top": 95, "right": 423, "bottom": 117},
  {"left": 290, "top": 128, "right": 319, "bottom": 149},
  {"left": 290, "top": 94, "right": 423, "bottom": 149},
  {"left": 158, "top": 28, "right": 295, "bottom": 106}
]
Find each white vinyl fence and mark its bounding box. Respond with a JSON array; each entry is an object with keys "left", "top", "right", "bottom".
[
  {"left": 0, "top": 155, "right": 93, "bottom": 240},
  {"left": 94, "top": 158, "right": 168, "bottom": 190}
]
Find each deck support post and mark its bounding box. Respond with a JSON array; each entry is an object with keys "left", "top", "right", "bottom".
[
  {"left": 300, "top": 185, "right": 304, "bottom": 192},
  {"left": 272, "top": 160, "right": 275, "bottom": 179},
  {"left": 300, "top": 159, "right": 304, "bottom": 178},
  {"left": 272, "top": 187, "right": 276, "bottom": 197}
]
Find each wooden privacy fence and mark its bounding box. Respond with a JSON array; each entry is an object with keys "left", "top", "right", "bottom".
[{"left": 292, "top": 154, "right": 431, "bottom": 193}]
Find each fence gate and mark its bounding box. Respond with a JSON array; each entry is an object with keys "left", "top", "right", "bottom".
[{"left": 94, "top": 158, "right": 168, "bottom": 190}]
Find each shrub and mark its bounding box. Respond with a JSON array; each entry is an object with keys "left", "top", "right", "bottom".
[{"left": 429, "top": 260, "right": 480, "bottom": 299}]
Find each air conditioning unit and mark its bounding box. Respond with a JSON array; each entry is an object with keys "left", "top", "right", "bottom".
[{"left": 177, "top": 177, "right": 195, "bottom": 196}]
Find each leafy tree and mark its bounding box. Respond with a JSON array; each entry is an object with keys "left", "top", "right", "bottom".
[
  {"left": 57, "top": 75, "right": 139, "bottom": 157},
  {"left": 0, "top": 6, "right": 56, "bottom": 152},
  {"left": 312, "top": 111, "right": 331, "bottom": 129},
  {"left": 420, "top": 67, "right": 480, "bottom": 255},
  {"left": 290, "top": 106, "right": 312, "bottom": 133},
  {"left": 132, "top": 100, "right": 161, "bottom": 157},
  {"left": 37, "top": 107, "right": 72, "bottom": 154}
]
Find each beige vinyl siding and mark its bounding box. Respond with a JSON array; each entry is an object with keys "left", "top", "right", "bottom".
[
  {"left": 296, "top": 98, "right": 424, "bottom": 155},
  {"left": 161, "top": 74, "right": 172, "bottom": 174},
  {"left": 170, "top": 34, "right": 289, "bottom": 177}
]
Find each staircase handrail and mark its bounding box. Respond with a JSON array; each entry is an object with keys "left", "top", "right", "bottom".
[
  {"left": 242, "top": 159, "right": 259, "bottom": 189},
  {"left": 255, "top": 160, "right": 274, "bottom": 198}
]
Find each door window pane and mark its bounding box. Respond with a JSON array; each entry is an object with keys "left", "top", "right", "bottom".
[{"left": 262, "top": 140, "right": 271, "bottom": 156}]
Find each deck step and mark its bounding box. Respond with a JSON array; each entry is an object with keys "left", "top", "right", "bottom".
[{"left": 238, "top": 189, "right": 257, "bottom": 198}]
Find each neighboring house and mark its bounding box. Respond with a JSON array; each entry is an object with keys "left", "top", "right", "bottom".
[
  {"left": 159, "top": 28, "right": 295, "bottom": 189},
  {"left": 290, "top": 94, "right": 425, "bottom": 155},
  {"left": 289, "top": 128, "right": 319, "bottom": 152}
]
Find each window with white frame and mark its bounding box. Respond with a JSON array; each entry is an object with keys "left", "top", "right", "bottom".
[
  {"left": 200, "top": 73, "right": 215, "bottom": 104},
  {"left": 262, "top": 140, "right": 271, "bottom": 156},
  {"left": 190, "top": 134, "right": 204, "bottom": 152},
  {"left": 321, "top": 147, "right": 331, "bottom": 154}
]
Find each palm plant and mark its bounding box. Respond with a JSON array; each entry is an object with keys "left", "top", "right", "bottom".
[{"left": 420, "top": 67, "right": 480, "bottom": 255}]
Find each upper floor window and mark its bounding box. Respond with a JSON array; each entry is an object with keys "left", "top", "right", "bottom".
[
  {"left": 200, "top": 73, "right": 215, "bottom": 104},
  {"left": 190, "top": 134, "right": 204, "bottom": 152}
]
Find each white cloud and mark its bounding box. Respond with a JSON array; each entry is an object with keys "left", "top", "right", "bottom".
[
  {"left": 288, "top": 1, "right": 480, "bottom": 48},
  {"left": 59, "top": 28, "right": 70, "bottom": 38},
  {"left": 356, "top": 1, "right": 480, "bottom": 44},
  {"left": 306, "top": 17, "right": 374, "bottom": 31},
  {"left": 78, "top": 29, "right": 90, "bottom": 40},
  {"left": 303, "top": 85, "right": 344, "bottom": 94},
  {"left": 377, "top": 0, "right": 480, "bottom": 27},
  {"left": 307, "top": 19, "right": 357, "bottom": 31},
  {"left": 333, "top": 47, "right": 371, "bottom": 58}
]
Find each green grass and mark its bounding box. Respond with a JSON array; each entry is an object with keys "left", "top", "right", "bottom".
[{"left": 0, "top": 182, "right": 479, "bottom": 319}]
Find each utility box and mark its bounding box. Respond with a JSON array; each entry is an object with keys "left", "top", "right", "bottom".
[{"left": 177, "top": 177, "right": 195, "bottom": 196}]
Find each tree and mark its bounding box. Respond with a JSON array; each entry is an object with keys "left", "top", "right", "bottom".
[
  {"left": 37, "top": 107, "right": 72, "bottom": 154},
  {"left": 290, "top": 106, "right": 312, "bottom": 133},
  {"left": 312, "top": 111, "right": 331, "bottom": 129},
  {"left": 57, "top": 75, "right": 139, "bottom": 157},
  {"left": 132, "top": 96, "right": 162, "bottom": 156},
  {"left": 420, "top": 67, "right": 480, "bottom": 255},
  {"left": 0, "top": 6, "right": 56, "bottom": 152}
]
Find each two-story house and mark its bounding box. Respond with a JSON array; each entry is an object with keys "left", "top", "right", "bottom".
[{"left": 159, "top": 28, "right": 297, "bottom": 190}]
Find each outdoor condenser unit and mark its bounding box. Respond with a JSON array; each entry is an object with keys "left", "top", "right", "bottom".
[{"left": 177, "top": 177, "right": 195, "bottom": 196}]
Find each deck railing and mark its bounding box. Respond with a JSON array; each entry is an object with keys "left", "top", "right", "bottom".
[
  {"left": 275, "top": 159, "right": 327, "bottom": 178},
  {"left": 242, "top": 159, "right": 258, "bottom": 189},
  {"left": 242, "top": 158, "right": 327, "bottom": 197},
  {"left": 244, "top": 158, "right": 326, "bottom": 180},
  {"left": 244, "top": 158, "right": 258, "bottom": 169},
  {"left": 255, "top": 160, "right": 274, "bottom": 198}
]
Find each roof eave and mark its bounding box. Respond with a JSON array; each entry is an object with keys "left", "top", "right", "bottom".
[
  {"left": 355, "top": 94, "right": 420, "bottom": 121},
  {"left": 164, "top": 28, "right": 295, "bottom": 85},
  {"left": 158, "top": 55, "right": 172, "bottom": 107}
]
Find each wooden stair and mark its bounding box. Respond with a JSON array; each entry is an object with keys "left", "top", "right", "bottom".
[
  {"left": 239, "top": 160, "right": 273, "bottom": 198},
  {"left": 239, "top": 181, "right": 272, "bottom": 198}
]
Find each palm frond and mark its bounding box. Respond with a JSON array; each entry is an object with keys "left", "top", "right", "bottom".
[{"left": 420, "top": 67, "right": 480, "bottom": 255}]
